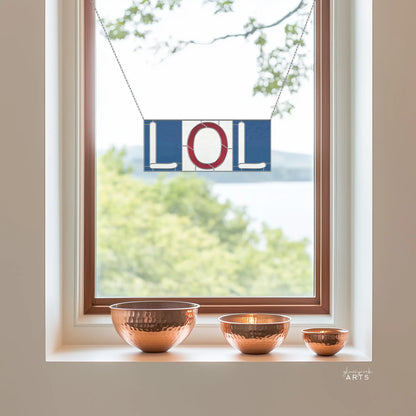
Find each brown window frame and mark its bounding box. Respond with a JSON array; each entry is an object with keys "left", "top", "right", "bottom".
[{"left": 83, "top": 0, "right": 330, "bottom": 315}]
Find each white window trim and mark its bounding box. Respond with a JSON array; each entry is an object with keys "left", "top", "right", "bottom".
[{"left": 46, "top": 0, "right": 372, "bottom": 360}]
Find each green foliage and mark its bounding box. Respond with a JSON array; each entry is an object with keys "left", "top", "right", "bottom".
[
  {"left": 102, "top": 0, "right": 311, "bottom": 117},
  {"left": 253, "top": 22, "right": 310, "bottom": 117},
  {"left": 97, "top": 149, "right": 313, "bottom": 297},
  {"left": 104, "top": 0, "right": 183, "bottom": 40},
  {"left": 204, "top": 0, "right": 234, "bottom": 14}
]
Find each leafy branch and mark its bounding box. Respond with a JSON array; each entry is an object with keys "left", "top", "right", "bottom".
[
  {"left": 173, "top": 0, "right": 305, "bottom": 47},
  {"left": 103, "top": 0, "right": 312, "bottom": 117}
]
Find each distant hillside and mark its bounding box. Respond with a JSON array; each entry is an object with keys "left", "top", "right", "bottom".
[{"left": 100, "top": 146, "right": 313, "bottom": 183}]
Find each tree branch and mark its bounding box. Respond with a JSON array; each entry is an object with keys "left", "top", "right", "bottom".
[{"left": 181, "top": 0, "right": 305, "bottom": 47}]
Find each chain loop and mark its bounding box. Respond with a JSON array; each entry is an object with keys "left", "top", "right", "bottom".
[
  {"left": 90, "top": 0, "right": 145, "bottom": 120},
  {"left": 270, "top": 0, "right": 315, "bottom": 118}
]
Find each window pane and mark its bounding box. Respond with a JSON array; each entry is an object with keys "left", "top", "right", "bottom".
[{"left": 95, "top": 0, "right": 314, "bottom": 297}]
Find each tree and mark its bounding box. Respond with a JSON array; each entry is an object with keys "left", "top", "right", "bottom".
[
  {"left": 103, "top": 0, "right": 312, "bottom": 117},
  {"left": 97, "top": 148, "right": 313, "bottom": 297}
]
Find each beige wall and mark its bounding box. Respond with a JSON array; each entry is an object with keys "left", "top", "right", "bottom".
[{"left": 1, "top": 0, "right": 415, "bottom": 415}]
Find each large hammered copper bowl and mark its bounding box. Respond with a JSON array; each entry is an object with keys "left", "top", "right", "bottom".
[
  {"left": 302, "top": 328, "right": 349, "bottom": 356},
  {"left": 219, "top": 313, "right": 291, "bottom": 354},
  {"left": 110, "top": 301, "right": 199, "bottom": 353}
]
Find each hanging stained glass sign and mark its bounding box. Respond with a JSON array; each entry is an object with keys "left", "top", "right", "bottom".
[{"left": 144, "top": 119, "right": 271, "bottom": 172}]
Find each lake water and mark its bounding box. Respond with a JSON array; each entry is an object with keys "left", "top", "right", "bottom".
[{"left": 213, "top": 181, "right": 314, "bottom": 255}]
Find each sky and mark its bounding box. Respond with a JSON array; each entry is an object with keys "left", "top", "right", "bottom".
[{"left": 95, "top": 0, "right": 315, "bottom": 154}]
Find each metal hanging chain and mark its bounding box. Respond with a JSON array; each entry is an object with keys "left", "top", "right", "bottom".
[
  {"left": 90, "top": 0, "right": 145, "bottom": 120},
  {"left": 90, "top": 0, "right": 314, "bottom": 121},
  {"left": 270, "top": 0, "right": 315, "bottom": 119}
]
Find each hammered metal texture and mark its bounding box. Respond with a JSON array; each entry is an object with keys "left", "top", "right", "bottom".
[
  {"left": 219, "top": 313, "right": 291, "bottom": 354},
  {"left": 110, "top": 301, "right": 199, "bottom": 353},
  {"left": 302, "top": 328, "right": 349, "bottom": 356}
]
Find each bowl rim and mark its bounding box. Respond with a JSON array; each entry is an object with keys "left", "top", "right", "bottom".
[
  {"left": 218, "top": 313, "right": 291, "bottom": 325},
  {"left": 301, "top": 327, "right": 349, "bottom": 334},
  {"left": 109, "top": 300, "right": 200, "bottom": 311}
]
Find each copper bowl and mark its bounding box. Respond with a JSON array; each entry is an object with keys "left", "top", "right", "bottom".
[
  {"left": 302, "top": 328, "right": 349, "bottom": 356},
  {"left": 219, "top": 313, "right": 291, "bottom": 354},
  {"left": 110, "top": 301, "right": 199, "bottom": 353}
]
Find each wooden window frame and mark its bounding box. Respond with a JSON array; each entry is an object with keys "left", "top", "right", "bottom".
[{"left": 83, "top": 0, "right": 330, "bottom": 315}]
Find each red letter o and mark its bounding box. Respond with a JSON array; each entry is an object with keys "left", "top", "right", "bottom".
[{"left": 187, "top": 122, "right": 228, "bottom": 169}]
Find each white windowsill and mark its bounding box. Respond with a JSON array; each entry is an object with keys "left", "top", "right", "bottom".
[{"left": 48, "top": 344, "right": 369, "bottom": 363}]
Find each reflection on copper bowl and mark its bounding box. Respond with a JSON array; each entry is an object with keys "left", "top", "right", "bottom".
[
  {"left": 302, "top": 328, "right": 349, "bottom": 356},
  {"left": 219, "top": 313, "right": 291, "bottom": 354},
  {"left": 110, "top": 301, "right": 199, "bottom": 353}
]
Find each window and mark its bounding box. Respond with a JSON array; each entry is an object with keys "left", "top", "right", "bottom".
[{"left": 83, "top": 0, "right": 330, "bottom": 315}]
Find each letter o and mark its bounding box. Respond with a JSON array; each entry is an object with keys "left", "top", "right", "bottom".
[{"left": 187, "top": 122, "right": 228, "bottom": 169}]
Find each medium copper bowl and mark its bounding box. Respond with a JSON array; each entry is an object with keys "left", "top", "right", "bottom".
[
  {"left": 302, "top": 328, "right": 349, "bottom": 356},
  {"left": 219, "top": 313, "right": 291, "bottom": 354},
  {"left": 110, "top": 301, "right": 199, "bottom": 353}
]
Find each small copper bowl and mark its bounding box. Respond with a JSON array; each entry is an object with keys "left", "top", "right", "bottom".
[
  {"left": 110, "top": 301, "right": 199, "bottom": 353},
  {"left": 302, "top": 328, "right": 349, "bottom": 356},
  {"left": 219, "top": 313, "right": 291, "bottom": 354}
]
